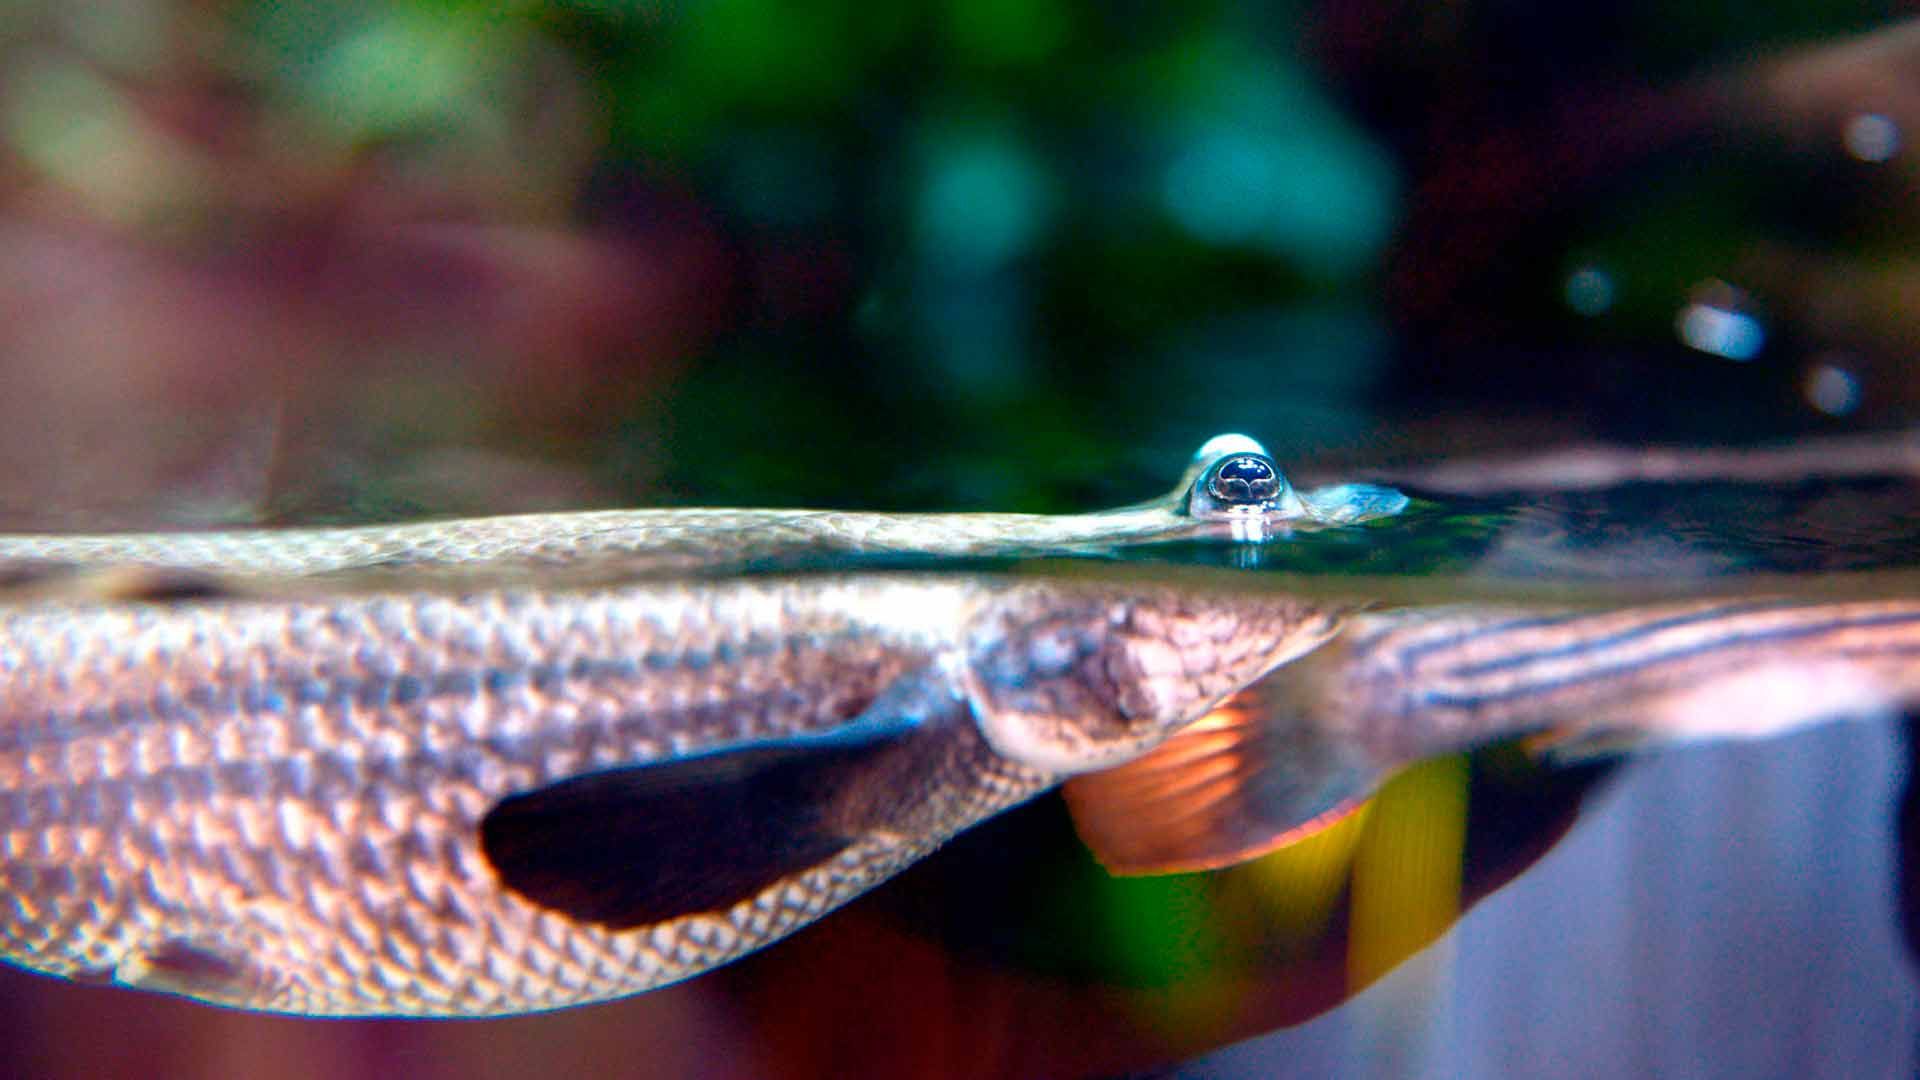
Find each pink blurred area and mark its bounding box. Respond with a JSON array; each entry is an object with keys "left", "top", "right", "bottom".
[
  {"left": 0, "top": 12, "right": 728, "bottom": 528},
  {"left": 0, "top": 963, "right": 766, "bottom": 1080},
  {"left": 0, "top": 210, "right": 726, "bottom": 526}
]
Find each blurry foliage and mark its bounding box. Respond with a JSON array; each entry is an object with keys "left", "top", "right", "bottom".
[
  {"left": 0, "top": 0, "right": 1414, "bottom": 518},
  {"left": 0, "top": 0, "right": 1916, "bottom": 519}
]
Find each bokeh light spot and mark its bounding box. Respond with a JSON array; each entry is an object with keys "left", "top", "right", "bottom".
[
  {"left": 1805, "top": 360, "right": 1862, "bottom": 415},
  {"left": 1676, "top": 282, "right": 1766, "bottom": 361},
  {"left": 2, "top": 55, "right": 196, "bottom": 221},
  {"left": 1159, "top": 55, "right": 1397, "bottom": 281},
  {"left": 310, "top": 13, "right": 488, "bottom": 136},
  {"left": 1564, "top": 266, "right": 1615, "bottom": 316},
  {"left": 915, "top": 128, "right": 1052, "bottom": 271},
  {"left": 1843, "top": 112, "right": 1901, "bottom": 162}
]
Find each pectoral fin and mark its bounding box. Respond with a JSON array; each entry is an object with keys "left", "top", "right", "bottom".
[
  {"left": 1062, "top": 676, "right": 1380, "bottom": 875},
  {"left": 480, "top": 717, "right": 919, "bottom": 929}
]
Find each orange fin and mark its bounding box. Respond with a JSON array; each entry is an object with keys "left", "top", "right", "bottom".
[{"left": 1062, "top": 677, "right": 1380, "bottom": 876}]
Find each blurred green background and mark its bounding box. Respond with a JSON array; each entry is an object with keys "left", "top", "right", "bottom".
[{"left": 1, "top": 0, "right": 1914, "bottom": 532}]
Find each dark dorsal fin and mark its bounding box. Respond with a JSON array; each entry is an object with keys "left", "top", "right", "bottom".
[
  {"left": 1062, "top": 674, "right": 1380, "bottom": 875},
  {"left": 480, "top": 717, "right": 921, "bottom": 929}
]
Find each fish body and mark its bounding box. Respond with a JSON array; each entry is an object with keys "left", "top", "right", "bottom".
[
  {"left": 8, "top": 431, "right": 1919, "bottom": 1018},
  {"left": 0, "top": 574, "right": 1341, "bottom": 1015}
]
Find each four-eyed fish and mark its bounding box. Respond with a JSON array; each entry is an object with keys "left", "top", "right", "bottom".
[
  {"left": 0, "top": 436, "right": 1398, "bottom": 1015},
  {"left": 5, "top": 434, "right": 1919, "bottom": 1017}
]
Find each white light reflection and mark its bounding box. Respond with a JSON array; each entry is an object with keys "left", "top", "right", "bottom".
[
  {"left": 1676, "top": 303, "right": 1765, "bottom": 361},
  {"left": 1806, "top": 361, "right": 1862, "bottom": 416},
  {"left": 1225, "top": 509, "right": 1271, "bottom": 543},
  {"left": 1563, "top": 266, "right": 1614, "bottom": 316},
  {"left": 1843, "top": 113, "right": 1901, "bottom": 163}
]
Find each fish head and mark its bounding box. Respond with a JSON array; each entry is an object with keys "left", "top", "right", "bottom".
[{"left": 959, "top": 582, "right": 1347, "bottom": 775}]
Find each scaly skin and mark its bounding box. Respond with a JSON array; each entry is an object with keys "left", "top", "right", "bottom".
[
  {"left": 0, "top": 574, "right": 1336, "bottom": 1015},
  {"left": 0, "top": 507, "right": 1194, "bottom": 578},
  {"left": 1311, "top": 597, "right": 1920, "bottom": 764}
]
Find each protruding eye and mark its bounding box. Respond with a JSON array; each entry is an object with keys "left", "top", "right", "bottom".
[
  {"left": 1179, "top": 435, "right": 1290, "bottom": 529},
  {"left": 1204, "top": 453, "right": 1281, "bottom": 506}
]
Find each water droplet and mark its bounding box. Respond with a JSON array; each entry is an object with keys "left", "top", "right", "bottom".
[
  {"left": 1805, "top": 360, "right": 1862, "bottom": 416},
  {"left": 1563, "top": 266, "right": 1615, "bottom": 316},
  {"left": 1844, "top": 113, "right": 1901, "bottom": 163}
]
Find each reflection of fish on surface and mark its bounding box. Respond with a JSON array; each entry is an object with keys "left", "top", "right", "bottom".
[{"left": 0, "top": 434, "right": 1408, "bottom": 580}]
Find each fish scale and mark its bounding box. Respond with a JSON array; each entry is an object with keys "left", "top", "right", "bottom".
[
  {"left": 0, "top": 508, "right": 1202, "bottom": 580},
  {"left": 0, "top": 581, "right": 924, "bottom": 1011},
  {"left": 0, "top": 573, "right": 1323, "bottom": 1014}
]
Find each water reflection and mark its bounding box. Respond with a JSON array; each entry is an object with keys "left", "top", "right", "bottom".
[{"left": 1105, "top": 468, "right": 1920, "bottom": 585}]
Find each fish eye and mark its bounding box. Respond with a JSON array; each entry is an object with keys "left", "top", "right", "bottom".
[{"left": 1204, "top": 453, "right": 1281, "bottom": 506}]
